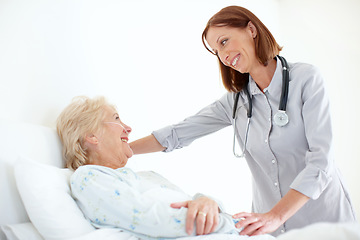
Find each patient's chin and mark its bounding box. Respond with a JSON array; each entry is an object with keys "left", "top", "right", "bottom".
[{"left": 126, "top": 145, "right": 134, "bottom": 158}]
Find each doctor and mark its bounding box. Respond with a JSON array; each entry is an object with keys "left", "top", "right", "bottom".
[{"left": 130, "top": 5, "right": 356, "bottom": 237}]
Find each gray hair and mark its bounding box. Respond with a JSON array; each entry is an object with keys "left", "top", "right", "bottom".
[{"left": 56, "top": 96, "right": 115, "bottom": 170}]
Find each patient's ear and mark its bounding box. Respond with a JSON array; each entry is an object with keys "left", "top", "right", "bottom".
[{"left": 84, "top": 134, "right": 98, "bottom": 145}]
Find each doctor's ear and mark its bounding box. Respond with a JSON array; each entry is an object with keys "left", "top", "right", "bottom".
[{"left": 247, "top": 21, "right": 257, "bottom": 38}]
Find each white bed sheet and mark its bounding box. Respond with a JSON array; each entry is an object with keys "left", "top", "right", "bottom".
[
  {"left": 73, "top": 229, "right": 275, "bottom": 240},
  {"left": 0, "top": 222, "right": 275, "bottom": 240},
  {"left": 2, "top": 221, "right": 360, "bottom": 240}
]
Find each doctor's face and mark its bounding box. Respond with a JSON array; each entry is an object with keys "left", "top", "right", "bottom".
[{"left": 206, "top": 24, "right": 258, "bottom": 74}]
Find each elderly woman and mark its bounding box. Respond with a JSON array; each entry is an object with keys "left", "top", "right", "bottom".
[{"left": 56, "top": 96, "right": 239, "bottom": 239}]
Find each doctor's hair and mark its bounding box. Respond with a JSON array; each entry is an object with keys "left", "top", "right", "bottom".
[
  {"left": 202, "top": 5, "right": 282, "bottom": 92},
  {"left": 56, "top": 96, "right": 116, "bottom": 170}
]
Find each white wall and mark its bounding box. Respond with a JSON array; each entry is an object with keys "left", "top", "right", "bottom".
[
  {"left": 0, "top": 0, "right": 279, "bottom": 215},
  {"left": 277, "top": 0, "right": 360, "bottom": 219},
  {"left": 0, "top": 0, "right": 358, "bottom": 218}
]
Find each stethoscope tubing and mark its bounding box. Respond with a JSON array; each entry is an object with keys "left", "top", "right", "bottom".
[
  {"left": 232, "top": 55, "right": 290, "bottom": 158},
  {"left": 278, "top": 56, "right": 290, "bottom": 111}
]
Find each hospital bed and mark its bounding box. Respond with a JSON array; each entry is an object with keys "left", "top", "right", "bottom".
[{"left": 1, "top": 119, "right": 359, "bottom": 240}]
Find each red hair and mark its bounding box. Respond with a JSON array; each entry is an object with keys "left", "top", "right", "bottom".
[{"left": 202, "top": 6, "right": 282, "bottom": 92}]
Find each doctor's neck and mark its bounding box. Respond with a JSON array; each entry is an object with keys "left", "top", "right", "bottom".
[{"left": 249, "top": 58, "right": 277, "bottom": 92}]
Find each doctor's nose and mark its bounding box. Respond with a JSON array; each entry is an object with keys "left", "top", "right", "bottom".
[{"left": 218, "top": 52, "right": 230, "bottom": 66}]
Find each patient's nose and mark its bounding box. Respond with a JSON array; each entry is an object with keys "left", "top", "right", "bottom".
[{"left": 122, "top": 123, "right": 132, "bottom": 134}]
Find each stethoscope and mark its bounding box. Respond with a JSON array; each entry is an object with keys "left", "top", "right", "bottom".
[{"left": 232, "top": 55, "right": 290, "bottom": 158}]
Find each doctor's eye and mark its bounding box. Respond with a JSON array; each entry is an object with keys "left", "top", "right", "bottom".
[{"left": 220, "top": 39, "right": 228, "bottom": 46}]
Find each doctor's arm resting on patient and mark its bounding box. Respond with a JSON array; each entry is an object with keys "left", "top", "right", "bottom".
[
  {"left": 130, "top": 5, "right": 356, "bottom": 237},
  {"left": 56, "top": 96, "right": 237, "bottom": 239}
]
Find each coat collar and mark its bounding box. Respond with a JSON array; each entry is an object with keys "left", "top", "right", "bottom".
[{"left": 245, "top": 57, "right": 284, "bottom": 99}]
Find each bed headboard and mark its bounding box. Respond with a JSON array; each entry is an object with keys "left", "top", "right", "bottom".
[{"left": 0, "top": 119, "right": 65, "bottom": 225}]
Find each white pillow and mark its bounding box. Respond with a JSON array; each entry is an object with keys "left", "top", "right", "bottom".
[
  {"left": 14, "top": 157, "right": 95, "bottom": 240},
  {"left": 0, "top": 222, "right": 43, "bottom": 240}
]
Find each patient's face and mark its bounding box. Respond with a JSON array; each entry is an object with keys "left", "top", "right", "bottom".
[{"left": 95, "top": 106, "right": 133, "bottom": 169}]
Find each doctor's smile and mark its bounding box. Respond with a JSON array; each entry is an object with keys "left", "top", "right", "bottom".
[{"left": 231, "top": 54, "right": 240, "bottom": 68}]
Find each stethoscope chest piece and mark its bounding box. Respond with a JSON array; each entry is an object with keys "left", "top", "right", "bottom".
[
  {"left": 273, "top": 110, "right": 289, "bottom": 127},
  {"left": 232, "top": 55, "right": 290, "bottom": 157}
]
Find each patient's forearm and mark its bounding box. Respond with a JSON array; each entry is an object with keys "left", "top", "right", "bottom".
[{"left": 130, "top": 134, "right": 166, "bottom": 154}]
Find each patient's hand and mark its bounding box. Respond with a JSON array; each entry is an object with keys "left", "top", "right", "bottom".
[{"left": 170, "top": 196, "right": 219, "bottom": 236}]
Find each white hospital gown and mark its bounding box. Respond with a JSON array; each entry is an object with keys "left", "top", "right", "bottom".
[{"left": 70, "top": 165, "right": 237, "bottom": 240}]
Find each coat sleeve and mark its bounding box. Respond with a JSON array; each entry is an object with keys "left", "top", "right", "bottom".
[
  {"left": 152, "top": 93, "right": 234, "bottom": 152},
  {"left": 290, "top": 65, "right": 334, "bottom": 200}
]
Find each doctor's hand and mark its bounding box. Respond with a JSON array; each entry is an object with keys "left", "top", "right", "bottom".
[
  {"left": 232, "top": 211, "right": 282, "bottom": 236},
  {"left": 171, "top": 196, "right": 219, "bottom": 236},
  {"left": 234, "top": 189, "right": 310, "bottom": 235}
]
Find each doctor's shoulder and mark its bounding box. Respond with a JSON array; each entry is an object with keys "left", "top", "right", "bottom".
[{"left": 288, "top": 61, "right": 325, "bottom": 89}]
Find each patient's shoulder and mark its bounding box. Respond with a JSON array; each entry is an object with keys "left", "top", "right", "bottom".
[
  {"left": 71, "top": 165, "right": 139, "bottom": 187},
  {"left": 71, "top": 164, "right": 106, "bottom": 177}
]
